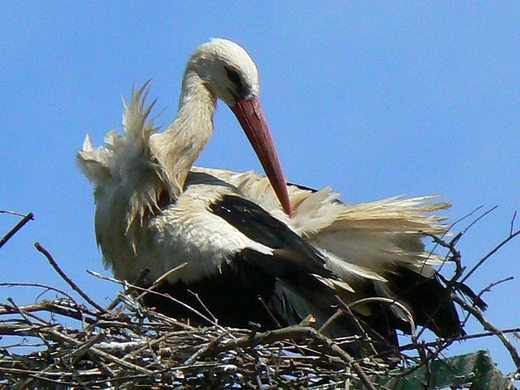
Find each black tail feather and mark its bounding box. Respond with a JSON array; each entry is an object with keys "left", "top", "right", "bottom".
[{"left": 385, "top": 267, "right": 464, "bottom": 338}]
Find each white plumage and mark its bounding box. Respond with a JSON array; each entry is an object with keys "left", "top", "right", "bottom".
[{"left": 78, "top": 39, "right": 465, "bottom": 356}]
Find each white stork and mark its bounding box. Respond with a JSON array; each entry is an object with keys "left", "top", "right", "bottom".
[{"left": 78, "top": 39, "right": 468, "bottom": 356}]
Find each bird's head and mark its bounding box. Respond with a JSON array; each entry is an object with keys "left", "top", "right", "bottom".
[
  {"left": 183, "top": 38, "right": 292, "bottom": 216},
  {"left": 187, "top": 38, "right": 260, "bottom": 106}
]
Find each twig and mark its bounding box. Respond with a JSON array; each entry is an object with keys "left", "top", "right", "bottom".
[
  {"left": 459, "top": 206, "right": 498, "bottom": 239},
  {"left": 0, "top": 281, "right": 78, "bottom": 303},
  {"left": 478, "top": 276, "right": 514, "bottom": 298},
  {"left": 184, "top": 331, "right": 228, "bottom": 365},
  {"left": 460, "top": 227, "right": 520, "bottom": 284},
  {"left": 510, "top": 211, "right": 518, "bottom": 237},
  {"left": 0, "top": 300, "right": 96, "bottom": 324},
  {"left": 453, "top": 295, "right": 520, "bottom": 372},
  {"left": 46, "top": 326, "right": 156, "bottom": 376},
  {"left": 0, "top": 209, "right": 31, "bottom": 217},
  {"left": 5, "top": 297, "right": 51, "bottom": 350},
  {"left": 34, "top": 242, "right": 106, "bottom": 313},
  {"left": 187, "top": 289, "right": 218, "bottom": 323},
  {"left": 0, "top": 212, "right": 34, "bottom": 249},
  {"left": 135, "top": 262, "right": 187, "bottom": 301},
  {"left": 398, "top": 327, "right": 520, "bottom": 352},
  {"left": 446, "top": 206, "right": 496, "bottom": 245},
  {"left": 67, "top": 331, "right": 107, "bottom": 367}
]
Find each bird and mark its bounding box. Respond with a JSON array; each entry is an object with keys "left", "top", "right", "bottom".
[{"left": 78, "top": 38, "right": 470, "bottom": 357}]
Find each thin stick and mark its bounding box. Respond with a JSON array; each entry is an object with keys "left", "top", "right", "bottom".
[
  {"left": 6, "top": 297, "right": 51, "bottom": 349},
  {"left": 453, "top": 294, "right": 520, "bottom": 371},
  {"left": 135, "top": 262, "right": 187, "bottom": 301},
  {"left": 0, "top": 209, "right": 31, "bottom": 217},
  {"left": 0, "top": 281, "right": 78, "bottom": 303},
  {"left": 184, "top": 332, "right": 228, "bottom": 365},
  {"left": 0, "top": 212, "right": 34, "bottom": 249},
  {"left": 510, "top": 211, "right": 518, "bottom": 237},
  {"left": 34, "top": 242, "right": 106, "bottom": 313},
  {"left": 460, "top": 228, "right": 520, "bottom": 284}
]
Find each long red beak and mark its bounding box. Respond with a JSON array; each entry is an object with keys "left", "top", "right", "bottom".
[{"left": 230, "top": 96, "right": 292, "bottom": 216}]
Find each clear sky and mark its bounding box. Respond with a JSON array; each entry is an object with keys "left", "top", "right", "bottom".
[{"left": 1, "top": 2, "right": 519, "bottom": 377}]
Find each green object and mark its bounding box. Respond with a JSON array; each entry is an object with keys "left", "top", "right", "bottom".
[
  {"left": 311, "top": 350, "right": 516, "bottom": 389},
  {"left": 376, "top": 350, "right": 515, "bottom": 390}
]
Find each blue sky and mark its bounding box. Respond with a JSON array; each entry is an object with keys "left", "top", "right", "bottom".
[{"left": 1, "top": 2, "right": 519, "bottom": 377}]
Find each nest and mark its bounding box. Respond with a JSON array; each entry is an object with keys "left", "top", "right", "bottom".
[
  {"left": 0, "top": 297, "right": 389, "bottom": 389},
  {"left": 1, "top": 209, "right": 519, "bottom": 389}
]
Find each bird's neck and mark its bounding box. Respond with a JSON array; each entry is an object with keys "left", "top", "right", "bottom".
[{"left": 150, "top": 70, "right": 217, "bottom": 198}]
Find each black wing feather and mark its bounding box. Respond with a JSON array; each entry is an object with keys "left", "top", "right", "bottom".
[{"left": 210, "top": 194, "right": 333, "bottom": 278}]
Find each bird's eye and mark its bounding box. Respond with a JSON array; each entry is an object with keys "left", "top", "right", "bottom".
[{"left": 225, "top": 67, "right": 242, "bottom": 87}]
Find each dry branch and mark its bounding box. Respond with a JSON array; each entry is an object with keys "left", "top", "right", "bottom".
[{"left": 0, "top": 211, "right": 33, "bottom": 249}]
